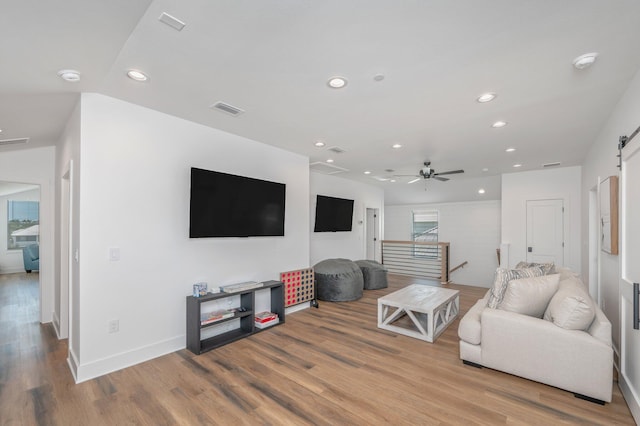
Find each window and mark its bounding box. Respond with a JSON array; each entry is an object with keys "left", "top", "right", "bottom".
[
  {"left": 412, "top": 210, "right": 438, "bottom": 242},
  {"left": 412, "top": 210, "right": 438, "bottom": 257},
  {"left": 7, "top": 200, "right": 39, "bottom": 250}
]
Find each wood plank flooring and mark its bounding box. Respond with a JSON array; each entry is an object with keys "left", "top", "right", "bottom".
[{"left": 0, "top": 272, "right": 634, "bottom": 425}]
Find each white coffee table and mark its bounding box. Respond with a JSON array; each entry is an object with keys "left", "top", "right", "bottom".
[{"left": 377, "top": 284, "right": 459, "bottom": 342}]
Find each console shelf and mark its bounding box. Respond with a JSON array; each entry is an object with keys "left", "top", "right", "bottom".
[{"left": 186, "top": 280, "right": 285, "bottom": 354}]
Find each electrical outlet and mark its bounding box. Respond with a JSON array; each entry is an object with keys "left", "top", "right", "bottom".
[{"left": 108, "top": 319, "right": 119, "bottom": 333}]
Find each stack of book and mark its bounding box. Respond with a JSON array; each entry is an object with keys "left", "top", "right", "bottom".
[
  {"left": 254, "top": 311, "right": 279, "bottom": 329},
  {"left": 200, "top": 309, "right": 234, "bottom": 325}
]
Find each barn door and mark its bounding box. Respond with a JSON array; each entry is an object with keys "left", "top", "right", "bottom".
[{"left": 619, "top": 134, "right": 640, "bottom": 422}]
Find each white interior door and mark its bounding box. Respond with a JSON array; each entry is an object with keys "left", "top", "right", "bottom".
[
  {"left": 619, "top": 136, "right": 640, "bottom": 422},
  {"left": 526, "top": 199, "right": 564, "bottom": 264}
]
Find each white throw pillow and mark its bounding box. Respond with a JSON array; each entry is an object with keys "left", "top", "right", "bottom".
[
  {"left": 486, "top": 266, "right": 545, "bottom": 309},
  {"left": 543, "top": 276, "right": 595, "bottom": 330},
  {"left": 498, "top": 274, "right": 560, "bottom": 318},
  {"left": 555, "top": 266, "right": 581, "bottom": 282}
]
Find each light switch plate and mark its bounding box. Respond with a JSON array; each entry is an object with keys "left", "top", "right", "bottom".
[{"left": 109, "top": 247, "right": 120, "bottom": 261}]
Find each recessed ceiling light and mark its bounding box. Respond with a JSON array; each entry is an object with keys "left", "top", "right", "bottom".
[
  {"left": 314, "top": 141, "right": 325, "bottom": 147},
  {"left": 513, "top": 163, "right": 522, "bottom": 168},
  {"left": 327, "top": 76, "right": 347, "bottom": 89},
  {"left": 127, "top": 69, "right": 149, "bottom": 82},
  {"left": 390, "top": 179, "right": 396, "bottom": 183},
  {"left": 326, "top": 158, "right": 334, "bottom": 163},
  {"left": 477, "top": 93, "right": 496, "bottom": 103},
  {"left": 492, "top": 121, "right": 507, "bottom": 128},
  {"left": 0, "top": 128, "right": 3, "bottom": 133},
  {"left": 392, "top": 143, "right": 402, "bottom": 149},
  {"left": 505, "top": 147, "right": 516, "bottom": 152},
  {"left": 573, "top": 52, "right": 598, "bottom": 70},
  {"left": 482, "top": 168, "right": 489, "bottom": 172},
  {"left": 478, "top": 188, "right": 486, "bottom": 194},
  {"left": 57, "top": 69, "right": 81, "bottom": 82}
]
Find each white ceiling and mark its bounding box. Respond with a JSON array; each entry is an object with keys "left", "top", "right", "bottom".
[{"left": 3, "top": 0, "right": 640, "bottom": 204}]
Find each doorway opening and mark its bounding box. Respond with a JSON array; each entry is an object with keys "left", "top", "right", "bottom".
[{"left": 0, "top": 181, "right": 41, "bottom": 321}]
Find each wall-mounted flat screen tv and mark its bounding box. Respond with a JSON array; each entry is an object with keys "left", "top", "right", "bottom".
[
  {"left": 314, "top": 195, "right": 354, "bottom": 232},
  {"left": 190, "top": 167, "right": 286, "bottom": 238}
]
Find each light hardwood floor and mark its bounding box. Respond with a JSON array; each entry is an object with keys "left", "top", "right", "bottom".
[{"left": 0, "top": 272, "right": 634, "bottom": 425}]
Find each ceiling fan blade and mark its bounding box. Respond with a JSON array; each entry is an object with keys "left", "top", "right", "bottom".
[
  {"left": 433, "top": 176, "right": 449, "bottom": 182},
  {"left": 394, "top": 174, "right": 421, "bottom": 177},
  {"left": 433, "top": 169, "right": 464, "bottom": 176}
]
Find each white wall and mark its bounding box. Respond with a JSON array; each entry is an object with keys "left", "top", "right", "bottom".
[
  {"left": 581, "top": 68, "right": 640, "bottom": 357},
  {"left": 71, "top": 93, "right": 309, "bottom": 382},
  {"left": 0, "top": 147, "right": 55, "bottom": 323},
  {"left": 0, "top": 188, "right": 40, "bottom": 273},
  {"left": 501, "top": 166, "right": 581, "bottom": 272},
  {"left": 385, "top": 200, "right": 501, "bottom": 287},
  {"left": 309, "top": 173, "right": 384, "bottom": 266},
  {"left": 56, "top": 100, "right": 81, "bottom": 363}
]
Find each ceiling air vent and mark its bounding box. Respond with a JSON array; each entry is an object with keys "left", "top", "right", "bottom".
[
  {"left": 0, "top": 137, "right": 29, "bottom": 146},
  {"left": 158, "top": 12, "right": 186, "bottom": 31},
  {"left": 210, "top": 102, "right": 245, "bottom": 116},
  {"left": 542, "top": 162, "right": 561, "bottom": 168},
  {"left": 309, "top": 161, "right": 349, "bottom": 175},
  {"left": 327, "top": 146, "right": 346, "bottom": 154}
]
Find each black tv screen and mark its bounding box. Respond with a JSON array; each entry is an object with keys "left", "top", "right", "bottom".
[
  {"left": 314, "top": 195, "right": 354, "bottom": 232},
  {"left": 190, "top": 168, "right": 286, "bottom": 238}
]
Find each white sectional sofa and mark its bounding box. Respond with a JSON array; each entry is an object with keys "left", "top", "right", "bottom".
[{"left": 458, "top": 266, "right": 613, "bottom": 404}]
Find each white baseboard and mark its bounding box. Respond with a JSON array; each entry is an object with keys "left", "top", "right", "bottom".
[
  {"left": 67, "top": 347, "right": 79, "bottom": 383},
  {"left": 52, "top": 312, "right": 61, "bottom": 338},
  {"left": 285, "top": 301, "right": 311, "bottom": 315},
  {"left": 74, "top": 335, "right": 185, "bottom": 383},
  {"left": 0, "top": 267, "right": 26, "bottom": 274}
]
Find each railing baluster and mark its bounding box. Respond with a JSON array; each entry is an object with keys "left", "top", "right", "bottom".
[{"left": 381, "top": 240, "right": 450, "bottom": 284}]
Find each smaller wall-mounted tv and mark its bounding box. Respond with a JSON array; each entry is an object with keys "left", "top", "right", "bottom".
[
  {"left": 190, "top": 167, "right": 286, "bottom": 238},
  {"left": 314, "top": 195, "right": 354, "bottom": 232}
]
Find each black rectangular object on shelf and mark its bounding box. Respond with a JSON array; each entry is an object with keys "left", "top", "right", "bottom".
[
  {"left": 189, "top": 167, "right": 286, "bottom": 238},
  {"left": 313, "top": 195, "right": 354, "bottom": 232}
]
